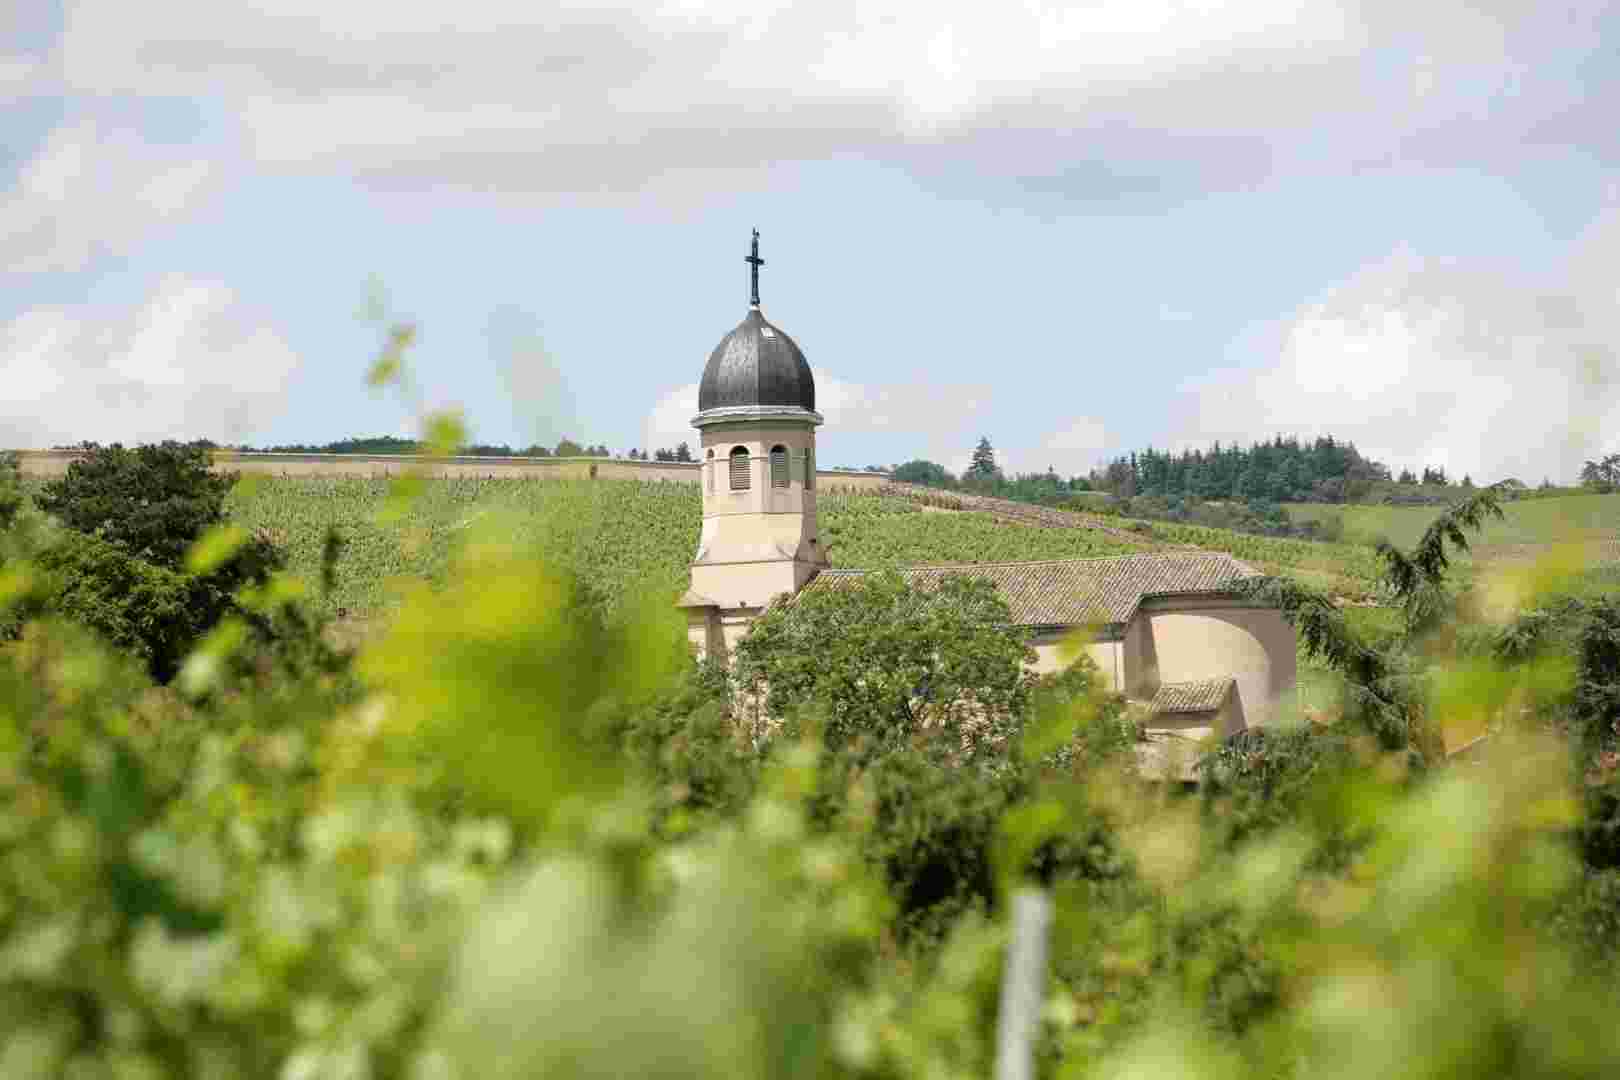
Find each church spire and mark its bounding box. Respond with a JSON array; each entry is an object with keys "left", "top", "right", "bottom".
[{"left": 745, "top": 228, "right": 764, "bottom": 308}]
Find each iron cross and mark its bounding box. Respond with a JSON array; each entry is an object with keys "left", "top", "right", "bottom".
[{"left": 746, "top": 228, "right": 764, "bottom": 307}]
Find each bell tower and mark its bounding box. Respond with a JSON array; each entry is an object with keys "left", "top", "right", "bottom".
[{"left": 678, "top": 231, "right": 828, "bottom": 660}]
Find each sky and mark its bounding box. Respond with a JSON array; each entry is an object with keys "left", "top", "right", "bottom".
[{"left": 3, "top": 1, "right": 1619, "bottom": 483}]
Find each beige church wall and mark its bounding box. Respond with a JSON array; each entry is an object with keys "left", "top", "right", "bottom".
[
  {"left": 1139, "top": 601, "right": 1296, "bottom": 729},
  {"left": 693, "top": 509, "right": 827, "bottom": 571},
  {"left": 689, "top": 556, "right": 814, "bottom": 612},
  {"left": 9, "top": 449, "right": 887, "bottom": 490}
]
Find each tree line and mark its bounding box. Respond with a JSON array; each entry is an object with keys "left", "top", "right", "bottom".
[
  {"left": 126, "top": 435, "right": 703, "bottom": 461},
  {"left": 893, "top": 434, "right": 1564, "bottom": 510}
]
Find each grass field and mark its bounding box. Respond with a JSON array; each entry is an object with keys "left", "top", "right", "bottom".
[{"left": 1287, "top": 492, "right": 1620, "bottom": 550}]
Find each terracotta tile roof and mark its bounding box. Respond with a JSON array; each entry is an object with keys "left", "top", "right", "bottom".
[
  {"left": 803, "top": 552, "right": 1258, "bottom": 627},
  {"left": 1151, "top": 678, "right": 1236, "bottom": 715}
]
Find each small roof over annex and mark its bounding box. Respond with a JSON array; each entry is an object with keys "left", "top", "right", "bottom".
[
  {"left": 1151, "top": 677, "right": 1237, "bottom": 715},
  {"left": 800, "top": 551, "right": 1261, "bottom": 630}
]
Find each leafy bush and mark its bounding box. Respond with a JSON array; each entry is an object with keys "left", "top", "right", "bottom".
[
  {"left": 734, "top": 571, "right": 1035, "bottom": 756},
  {"left": 29, "top": 529, "right": 224, "bottom": 682},
  {"left": 36, "top": 442, "right": 239, "bottom": 570}
]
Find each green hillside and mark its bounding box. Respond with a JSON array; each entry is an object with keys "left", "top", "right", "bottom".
[
  {"left": 226, "top": 477, "right": 1163, "bottom": 618},
  {"left": 1287, "top": 492, "right": 1620, "bottom": 550}
]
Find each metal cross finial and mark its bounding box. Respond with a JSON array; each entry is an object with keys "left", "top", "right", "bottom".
[{"left": 745, "top": 228, "right": 764, "bottom": 308}]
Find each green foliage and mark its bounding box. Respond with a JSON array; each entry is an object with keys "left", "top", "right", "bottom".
[
  {"left": 9, "top": 311, "right": 1620, "bottom": 1078},
  {"left": 1233, "top": 490, "right": 1511, "bottom": 756},
  {"left": 0, "top": 453, "right": 21, "bottom": 533},
  {"left": 8, "top": 439, "right": 1620, "bottom": 1078},
  {"left": 37, "top": 442, "right": 239, "bottom": 572},
  {"left": 734, "top": 571, "right": 1036, "bottom": 756},
  {"left": 28, "top": 530, "right": 225, "bottom": 683},
  {"left": 891, "top": 460, "right": 957, "bottom": 489},
  {"left": 1581, "top": 453, "right": 1620, "bottom": 492},
  {"left": 1373, "top": 485, "right": 1505, "bottom": 633},
  {"left": 967, "top": 437, "right": 998, "bottom": 483},
  {"left": 1093, "top": 434, "right": 1389, "bottom": 504}
]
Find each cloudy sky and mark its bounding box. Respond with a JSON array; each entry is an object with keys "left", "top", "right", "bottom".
[{"left": 3, "top": 1, "right": 1618, "bottom": 482}]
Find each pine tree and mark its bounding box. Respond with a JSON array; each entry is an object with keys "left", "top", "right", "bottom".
[{"left": 967, "top": 437, "right": 998, "bottom": 481}]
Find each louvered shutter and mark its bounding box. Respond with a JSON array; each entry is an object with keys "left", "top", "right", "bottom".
[
  {"left": 770, "top": 446, "right": 789, "bottom": 487},
  {"left": 729, "top": 447, "right": 751, "bottom": 490}
]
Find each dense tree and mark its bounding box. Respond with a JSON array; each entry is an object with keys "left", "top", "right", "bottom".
[
  {"left": 891, "top": 459, "right": 957, "bottom": 488},
  {"left": 555, "top": 437, "right": 584, "bottom": 457},
  {"left": 1089, "top": 435, "right": 1391, "bottom": 504},
  {"left": 37, "top": 442, "right": 257, "bottom": 574},
  {"left": 966, "top": 437, "right": 999, "bottom": 484},
  {"left": 734, "top": 570, "right": 1036, "bottom": 757},
  {"left": 675, "top": 441, "right": 694, "bottom": 463},
  {"left": 1581, "top": 454, "right": 1620, "bottom": 491}
]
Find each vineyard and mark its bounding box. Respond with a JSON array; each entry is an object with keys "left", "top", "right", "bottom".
[{"left": 225, "top": 477, "right": 1396, "bottom": 626}]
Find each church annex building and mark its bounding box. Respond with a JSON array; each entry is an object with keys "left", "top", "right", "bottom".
[{"left": 677, "top": 233, "right": 1296, "bottom": 770}]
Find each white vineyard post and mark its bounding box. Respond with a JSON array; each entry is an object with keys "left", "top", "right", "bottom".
[{"left": 994, "top": 888, "right": 1053, "bottom": 1080}]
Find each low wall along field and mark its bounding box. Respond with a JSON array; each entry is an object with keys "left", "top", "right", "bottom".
[{"left": 10, "top": 449, "right": 890, "bottom": 491}]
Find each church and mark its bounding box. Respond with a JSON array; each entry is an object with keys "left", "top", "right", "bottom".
[{"left": 677, "top": 233, "right": 1296, "bottom": 772}]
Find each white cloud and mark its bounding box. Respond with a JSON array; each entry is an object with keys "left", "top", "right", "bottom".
[
  {"left": 49, "top": 1, "right": 1599, "bottom": 199},
  {"left": 1029, "top": 417, "right": 1111, "bottom": 477},
  {"left": 1, "top": 122, "right": 218, "bottom": 274},
  {"left": 642, "top": 367, "right": 990, "bottom": 455},
  {"left": 0, "top": 54, "right": 43, "bottom": 98},
  {"left": 0, "top": 276, "right": 300, "bottom": 447},
  {"left": 1180, "top": 212, "right": 1620, "bottom": 484}
]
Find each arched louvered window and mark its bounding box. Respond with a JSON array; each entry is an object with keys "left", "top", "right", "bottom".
[
  {"left": 705, "top": 449, "right": 714, "bottom": 494},
  {"left": 770, "top": 445, "right": 789, "bottom": 488},
  {"left": 729, "top": 446, "right": 751, "bottom": 491},
  {"left": 803, "top": 447, "right": 814, "bottom": 489}
]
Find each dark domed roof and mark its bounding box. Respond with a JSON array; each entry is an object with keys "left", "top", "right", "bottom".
[{"left": 697, "top": 308, "right": 815, "bottom": 414}]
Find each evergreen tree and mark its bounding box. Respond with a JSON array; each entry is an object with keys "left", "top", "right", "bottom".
[
  {"left": 675, "top": 442, "right": 694, "bottom": 463},
  {"left": 967, "top": 437, "right": 998, "bottom": 481}
]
